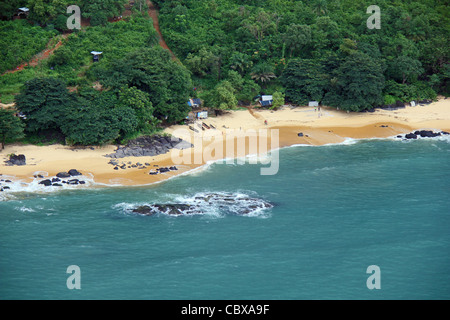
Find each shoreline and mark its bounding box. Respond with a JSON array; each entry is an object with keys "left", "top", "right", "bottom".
[{"left": 1, "top": 98, "right": 450, "bottom": 192}]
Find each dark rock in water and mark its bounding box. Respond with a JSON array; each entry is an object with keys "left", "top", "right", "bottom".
[
  {"left": 5, "top": 154, "right": 26, "bottom": 166},
  {"left": 132, "top": 206, "right": 155, "bottom": 216},
  {"left": 3, "top": 186, "right": 10, "bottom": 190},
  {"left": 298, "top": 132, "right": 304, "bottom": 137},
  {"left": 79, "top": 181, "right": 86, "bottom": 185},
  {"left": 130, "top": 193, "right": 274, "bottom": 217},
  {"left": 396, "top": 135, "right": 403, "bottom": 138},
  {"left": 114, "top": 167, "right": 119, "bottom": 170},
  {"left": 411, "top": 130, "right": 441, "bottom": 138},
  {"left": 68, "top": 169, "right": 82, "bottom": 176},
  {"left": 52, "top": 178, "right": 61, "bottom": 183},
  {"left": 52, "top": 183, "right": 63, "bottom": 187},
  {"left": 405, "top": 133, "right": 417, "bottom": 139},
  {"left": 39, "top": 179, "right": 52, "bottom": 187},
  {"left": 56, "top": 172, "right": 71, "bottom": 178},
  {"left": 441, "top": 131, "right": 449, "bottom": 135},
  {"left": 67, "top": 179, "right": 79, "bottom": 185},
  {"left": 5, "top": 180, "right": 12, "bottom": 183},
  {"left": 132, "top": 204, "right": 194, "bottom": 216},
  {"left": 159, "top": 167, "right": 170, "bottom": 173},
  {"left": 419, "top": 130, "right": 440, "bottom": 138},
  {"left": 154, "top": 204, "right": 194, "bottom": 215}
]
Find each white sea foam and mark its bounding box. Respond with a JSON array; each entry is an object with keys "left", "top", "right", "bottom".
[
  {"left": 115, "top": 191, "right": 273, "bottom": 218},
  {"left": 16, "top": 206, "right": 36, "bottom": 213},
  {"left": 0, "top": 174, "right": 96, "bottom": 201}
]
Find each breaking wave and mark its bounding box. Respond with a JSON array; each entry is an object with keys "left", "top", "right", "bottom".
[{"left": 113, "top": 191, "right": 273, "bottom": 218}]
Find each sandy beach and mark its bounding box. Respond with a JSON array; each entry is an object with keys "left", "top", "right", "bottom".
[{"left": 1, "top": 98, "right": 450, "bottom": 187}]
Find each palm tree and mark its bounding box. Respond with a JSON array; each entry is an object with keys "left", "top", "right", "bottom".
[
  {"left": 313, "top": 0, "right": 328, "bottom": 16},
  {"left": 250, "top": 63, "right": 276, "bottom": 87},
  {"left": 230, "top": 52, "right": 253, "bottom": 75}
]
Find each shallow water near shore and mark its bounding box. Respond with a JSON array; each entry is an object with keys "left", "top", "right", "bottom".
[{"left": 1, "top": 138, "right": 449, "bottom": 299}]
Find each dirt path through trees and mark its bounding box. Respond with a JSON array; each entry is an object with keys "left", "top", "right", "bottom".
[
  {"left": 2, "top": 34, "right": 68, "bottom": 75},
  {"left": 147, "top": 1, "right": 176, "bottom": 59}
]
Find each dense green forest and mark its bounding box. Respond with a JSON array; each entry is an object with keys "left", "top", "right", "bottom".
[
  {"left": 0, "top": 0, "right": 449, "bottom": 147},
  {"left": 155, "top": 0, "right": 449, "bottom": 110}
]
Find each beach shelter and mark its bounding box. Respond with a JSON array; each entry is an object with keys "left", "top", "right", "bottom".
[
  {"left": 91, "top": 51, "right": 103, "bottom": 62},
  {"left": 196, "top": 111, "right": 208, "bottom": 119},
  {"left": 15, "top": 7, "right": 29, "bottom": 19},
  {"left": 259, "top": 95, "right": 273, "bottom": 107}
]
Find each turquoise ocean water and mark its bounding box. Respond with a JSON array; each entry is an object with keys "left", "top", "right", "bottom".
[{"left": 1, "top": 137, "right": 449, "bottom": 299}]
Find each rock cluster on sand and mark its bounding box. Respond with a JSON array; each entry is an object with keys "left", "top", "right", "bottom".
[
  {"left": 105, "top": 135, "right": 192, "bottom": 159},
  {"left": 397, "top": 130, "right": 449, "bottom": 140},
  {"left": 4, "top": 154, "right": 26, "bottom": 166},
  {"left": 148, "top": 166, "right": 178, "bottom": 175}
]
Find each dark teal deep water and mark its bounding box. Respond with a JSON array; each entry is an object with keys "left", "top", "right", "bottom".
[{"left": 1, "top": 138, "right": 449, "bottom": 299}]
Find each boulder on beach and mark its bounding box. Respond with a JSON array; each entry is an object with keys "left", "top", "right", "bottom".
[
  {"left": 5, "top": 154, "right": 26, "bottom": 166},
  {"left": 104, "top": 135, "right": 193, "bottom": 159},
  {"left": 68, "top": 169, "right": 82, "bottom": 176},
  {"left": 56, "top": 172, "right": 71, "bottom": 178}
]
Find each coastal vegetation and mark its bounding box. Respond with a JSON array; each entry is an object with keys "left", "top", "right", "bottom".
[
  {"left": 0, "top": 0, "right": 449, "bottom": 147},
  {"left": 156, "top": 0, "right": 448, "bottom": 111}
]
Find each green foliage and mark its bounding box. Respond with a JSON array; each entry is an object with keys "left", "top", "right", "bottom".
[
  {"left": 281, "top": 59, "right": 328, "bottom": 105},
  {"left": 61, "top": 101, "right": 138, "bottom": 146},
  {"left": 383, "top": 94, "right": 397, "bottom": 105},
  {"left": 0, "top": 108, "right": 25, "bottom": 149},
  {"left": 251, "top": 63, "right": 276, "bottom": 86},
  {"left": 15, "top": 77, "right": 76, "bottom": 133},
  {"left": 156, "top": 0, "right": 449, "bottom": 108},
  {"left": 184, "top": 47, "right": 219, "bottom": 77},
  {"left": 324, "top": 52, "right": 385, "bottom": 111},
  {"left": 99, "top": 46, "right": 192, "bottom": 123},
  {"left": 202, "top": 80, "right": 238, "bottom": 110},
  {"left": 282, "top": 24, "right": 311, "bottom": 57},
  {"left": 271, "top": 91, "right": 285, "bottom": 110},
  {"left": 118, "top": 86, "right": 159, "bottom": 133},
  {"left": 27, "top": 0, "right": 69, "bottom": 25},
  {"left": 0, "top": 20, "right": 56, "bottom": 74}
]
